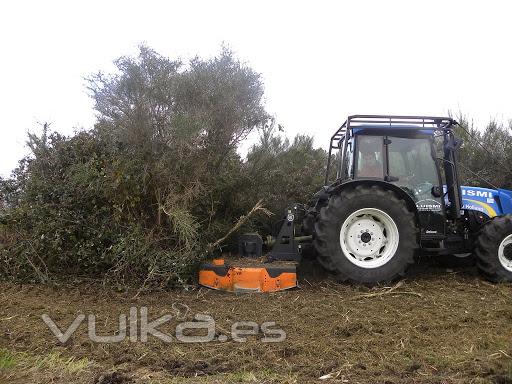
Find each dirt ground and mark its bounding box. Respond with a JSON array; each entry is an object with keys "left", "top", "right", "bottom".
[{"left": 1, "top": 258, "right": 512, "bottom": 384}]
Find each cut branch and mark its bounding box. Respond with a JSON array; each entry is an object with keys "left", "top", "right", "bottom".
[{"left": 205, "top": 199, "right": 272, "bottom": 254}]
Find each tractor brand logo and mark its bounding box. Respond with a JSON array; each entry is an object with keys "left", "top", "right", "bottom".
[
  {"left": 461, "top": 189, "right": 492, "bottom": 198},
  {"left": 461, "top": 189, "right": 495, "bottom": 203},
  {"left": 463, "top": 203, "right": 484, "bottom": 213},
  {"left": 416, "top": 199, "right": 441, "bottom": 212}
]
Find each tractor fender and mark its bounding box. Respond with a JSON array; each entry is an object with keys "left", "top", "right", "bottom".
[
  {"left": 327, "top": 179, "right": 420, "bottom": 221},
  {"left": 497, "top": 189, "right": 512, "bottom": 215}
]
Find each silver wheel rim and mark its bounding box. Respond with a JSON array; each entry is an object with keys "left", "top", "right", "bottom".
[
  {"left": 498, "top": 234, "right": 512, "bottom": 272},
  {"left": 339, "top": 208, "right": 399, "bottom": 269}
]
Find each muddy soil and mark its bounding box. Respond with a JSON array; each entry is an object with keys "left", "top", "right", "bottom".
[{"left": 1, "top": 258, "right": 512, "bottom": 383}]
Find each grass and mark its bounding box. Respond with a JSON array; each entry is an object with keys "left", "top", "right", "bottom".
[
  {"left": 0, "top": 349, "right": 15, "bottom": 369},
  {"left": 29, "top": 351, "right": 90, "bottom": 374},
  {"left": 0, "top": 348, "right": 90, "bottom": 382}
]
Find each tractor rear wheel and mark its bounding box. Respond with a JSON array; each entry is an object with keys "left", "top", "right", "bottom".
[
  {"left": 314, "top": 185, "right": 418, "bottom": 284},
  {"left": 475, "top": 215, "right": 512, "bottom": 282}
]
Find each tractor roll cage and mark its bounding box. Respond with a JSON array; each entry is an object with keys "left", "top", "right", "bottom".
[{"left": 324, "top": 115, "right": 457, "bottom": 186}]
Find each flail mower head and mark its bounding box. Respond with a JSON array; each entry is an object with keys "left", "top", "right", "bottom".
[
  {"left": 199, "top": 210, "right": 308, "bottom": 293},
  {"left": 199, "top": 258, "right": 297, "bottom": 293}
]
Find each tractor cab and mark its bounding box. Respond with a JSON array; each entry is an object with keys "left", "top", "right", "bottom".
[
  {"left": 322, "top": 116, "right": 462, "bottom": 246},
  {"left": 344, "top": 131, "right": 441, "bottom": 201}
]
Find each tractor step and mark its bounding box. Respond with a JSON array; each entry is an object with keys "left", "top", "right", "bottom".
[{"left": 199, "top": 259, "right": 297, "bottom": 293}]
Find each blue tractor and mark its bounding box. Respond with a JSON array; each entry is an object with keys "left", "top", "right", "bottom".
[
  {"left": 302, "top": 115, "right": 512, "bottom": 283},
  {"left": 261, "top": 115, "right": 512, "bottom": 284},
  {"left": 202, "top": 115, "right": 512, "bottom": 291}
]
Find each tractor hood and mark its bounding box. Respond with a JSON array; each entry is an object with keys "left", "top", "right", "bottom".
[
  {"left": 496, "top": 188, "right": 512, "bottom": 215},
  {"left": 460, "top": 186, "right": 512, "bottom": 218}
]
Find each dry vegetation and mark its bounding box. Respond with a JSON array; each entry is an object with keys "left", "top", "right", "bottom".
[{"left": 1, "top": 259, "right": 512, "bottom": 384}]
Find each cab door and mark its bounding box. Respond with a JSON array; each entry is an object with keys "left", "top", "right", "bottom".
[{"left": 386, "top": 136, "right": 446, "bottom": 238}]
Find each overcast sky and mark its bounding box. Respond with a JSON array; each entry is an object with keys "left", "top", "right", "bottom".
[{"left": 1, "top": 0, "right": 511, "bottom": 177}]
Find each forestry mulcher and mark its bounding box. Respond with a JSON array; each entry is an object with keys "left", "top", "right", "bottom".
[{"left": 200, "top": 115, "right": 512, "bottom": 292}]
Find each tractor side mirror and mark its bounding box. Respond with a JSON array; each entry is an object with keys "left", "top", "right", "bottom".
[{"left": 431, "top": 186, "right": 443, "bottom": 198}]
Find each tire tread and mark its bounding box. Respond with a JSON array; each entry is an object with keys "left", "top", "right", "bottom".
[{"left": 313, "top": 185, "right": 418, "bottom": 284}]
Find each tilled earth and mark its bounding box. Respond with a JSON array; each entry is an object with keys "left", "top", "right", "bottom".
[{"left": 1, "top": 259, "right": 512, "bottom": 384}]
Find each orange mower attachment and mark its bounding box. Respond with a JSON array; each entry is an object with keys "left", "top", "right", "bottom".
[{"left": 199, "top": 259, "right": 297, "bottom": 293}]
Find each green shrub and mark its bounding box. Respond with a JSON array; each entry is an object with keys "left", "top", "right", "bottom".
[{"left": 0, "top": 46, "right": 328, "bottom": 288}]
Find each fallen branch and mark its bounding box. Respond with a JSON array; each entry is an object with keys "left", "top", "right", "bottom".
[
  {"left": 319, "top": 369, "right": 342, "bottom": 380},
  {"left": 205, "top": 199, "right": 272, "bottom": 254},
  {"left": 132, "top": 265, "right": 157, "bottom": 299},
  {"left": 14, "top": 229, "right": 49, "bottom": 283},
  {"left": 22, "top": 252, "right": 48, "bottom": 284},
  {"left": 354, "top": 281, "right": 404, "bottom": 299},
  {"left": 392, "top": 290, "right": 423, "bottom": 298},
  {"left": 351, "top": 281, "right": 421, "bottom": 300}
]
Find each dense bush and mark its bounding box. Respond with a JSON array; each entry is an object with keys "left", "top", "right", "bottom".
[
  {"left": 241, "top": 124, "right": 327, "bottom": 234},
  {"left": 454, "top": 116, "right": 512, "bottom": 189},
  {"left": 0, "top": 46, "right": 327, "bottom": 287}
]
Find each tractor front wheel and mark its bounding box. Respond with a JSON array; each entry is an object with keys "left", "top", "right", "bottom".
[
  {"left": 314, "top": 185, "right": 418, "bottom": 284},
  {"left": 475, "top": 215, "right": 512, "bottom": 282}
]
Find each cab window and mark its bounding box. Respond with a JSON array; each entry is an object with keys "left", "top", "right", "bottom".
[
  {"left": 356, "top": 135, "right": 384, "bottom": 178},
  {"left": 388, "top": 136, "right": 438, "bottom": 198}
]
